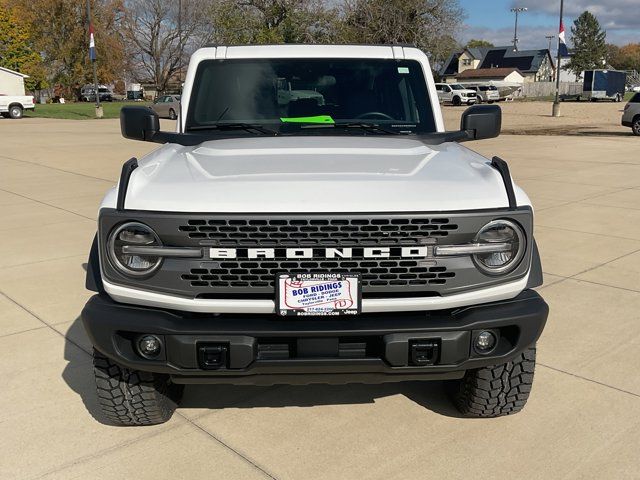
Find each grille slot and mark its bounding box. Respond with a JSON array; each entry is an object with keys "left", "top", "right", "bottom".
[
  {"left": 178, "top": 217, "right": 458, "bottom": 246},
  {"left": 181, "top": 259, "right": 455, "bottom": 290}
]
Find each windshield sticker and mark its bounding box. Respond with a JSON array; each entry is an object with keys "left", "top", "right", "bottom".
[
  {"left": 397, "top": 67, "right": 410, "bottom": 74},
  {"left": 280, "top": 115, "right": 335, "bottom": 124}
]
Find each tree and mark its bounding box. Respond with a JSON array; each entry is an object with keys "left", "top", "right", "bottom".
[
  {"left": 0, "top": 4, "right": 47, "bottom": 90},
  {"left": 10, "top": 0, "right": 128, "bottom": 97},
  {"left": 207, "top": 0, "right": 338, "bottom": 45},
  {"left": 337, "top": 0, "right": 464, "bottom": 68},
  {"left": 466, "top": 39, "right": 493, "bottom": 48},
  {"left": 565, "top": 11, "right": 607, "bottom": 79},
  {"left": 123, "top": 0, "right": 212, "bottom": 94},
  {"left": 608, "top": 43, "right": 640, "bottom": 72}
]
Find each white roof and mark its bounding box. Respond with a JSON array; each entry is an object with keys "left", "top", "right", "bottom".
[
  {"left": 0, "top": 66, "right": 29, "bottom": 78},
  {"left": 195, "top": 44, "right": 413, "bottom": 60}
]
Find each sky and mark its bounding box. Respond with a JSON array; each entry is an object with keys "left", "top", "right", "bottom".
[{"left": 458, "top": 0, "right": 639, "bottom": 52}]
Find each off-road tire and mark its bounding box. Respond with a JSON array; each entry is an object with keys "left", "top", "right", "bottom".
[
  {"left": 93, "top": 349, "right": 184, "bottom": 426},
  {"left": 9, "top": 105, "right": 23, "bottom": 119},
  {"left": 632, "top": 117, "right": 640, "bottom": 136},
  {"left": 449, "top": 346, "right": 536, "bottom": 417},
  {"left": 169, "top": 108, "right": 177, "bottom": 120}
]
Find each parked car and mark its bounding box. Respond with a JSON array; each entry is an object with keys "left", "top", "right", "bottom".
[
  {"left": 83, "top": 44, "right": 548, "bottom": 426},
  {"left": 465, "top": 85, "right": 500, "bottom": 104},
  {"left": 435, "top": 83, "right": 477, "bottom": 106},
  {"left": 0, "top": 94, "right": 35, "bottom": 118},
  {"left": 80, "top": 85, "right": 114, "bottom": 102},
  {"left": 622, "top": 92, "right": 640, "bottom": 135},
  {"left": 151, "top": 94, "right": 181, "bottom": 119}
]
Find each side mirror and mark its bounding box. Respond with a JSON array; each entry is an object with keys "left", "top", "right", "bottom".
[
  {"left": 120, "top": 106, "right": 160, "bottom": 142},
  {"left": 460, "top": 104, "right": 501, "bottom": 140}
]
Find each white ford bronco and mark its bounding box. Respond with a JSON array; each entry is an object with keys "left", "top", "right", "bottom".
[{"left": 82, "top": 44, "right": 547, "bottom": 425}]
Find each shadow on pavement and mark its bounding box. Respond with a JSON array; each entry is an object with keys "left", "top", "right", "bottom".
[
  {"left": 181, "top": 381, "right": 463, "bottom": 418},
  {"left": 61, "top": 314, "right": 464, "bottom": 423},
  {"left": 61, "top": 315, "right": 115, "bottom": 425}
]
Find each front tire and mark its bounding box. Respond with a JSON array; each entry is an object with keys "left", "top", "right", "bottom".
[
  {"left": 452, "top": 96, "right": 461, "bottom": 106},
  {"left": 449, "top": 346, "right": 536, "bottom": 417},
  {"left": 9, "top": 105, "right": 23, "bottom": 119},
  {"left": 93, "top": 349, "right": 184, "bottom": 426},
  {"left": 169, "top": 108, "right": 177, "bottom": 120}
]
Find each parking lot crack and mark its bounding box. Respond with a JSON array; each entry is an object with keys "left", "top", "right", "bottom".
[
  {"left": 538, "top": 363, "right": 640, "bottom": 399},
  {"left": 177, "top": 413, "right": 280, "bottom": 480}
]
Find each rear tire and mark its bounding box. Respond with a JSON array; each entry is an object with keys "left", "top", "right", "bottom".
[
  {"left": 449, "top": 346, "right": 536, "bottom": 417},
  {"left": 9, "top": 105, "right": 23, "bottom": 119},
  {"left": 93, "top": 349, "right": 184, "bottom": 426}
]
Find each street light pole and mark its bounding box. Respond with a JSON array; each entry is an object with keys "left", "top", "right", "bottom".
[
  {"left": 511, "top": 7, "right": 527, "bottom": 52},
  {"left": 552, "top": 0, "right": 564, "bottom": 117}
]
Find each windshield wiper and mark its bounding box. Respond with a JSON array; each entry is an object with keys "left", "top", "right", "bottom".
[
  {"left": 188, "top": 123, "right": 278, "bottom": 135},
  {"left": 300, "top": 122, "right": 405, "bottom": 135}
]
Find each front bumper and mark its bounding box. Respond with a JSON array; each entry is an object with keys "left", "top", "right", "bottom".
[{"left": 82, "top": 289, "right": 548, "bottom": 385}]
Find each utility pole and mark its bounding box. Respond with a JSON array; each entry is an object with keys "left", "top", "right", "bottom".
[
  {"left": 552, "top": 0, "right": 564, "bottom": 117},
  {"left": 545, "top": 35, "right": 555, "bottom": 53},
  {"left": 86, "top": 0, "right": 102, "bottom": 118},
  {"left": 511, "top": 7, "right": 527, "bottom": 52}
]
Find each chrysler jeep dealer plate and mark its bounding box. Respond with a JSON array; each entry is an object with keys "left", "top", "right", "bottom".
[{"left": 276, "top": 273, "right": 361, "bottom": 316}]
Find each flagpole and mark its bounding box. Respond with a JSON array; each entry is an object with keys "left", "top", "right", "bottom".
[
  {"left": 552, "top": 0, "right": 564, "bottom": 117},
  {"left": 86, "top": 0, "right": 102, "bottom": 118}
]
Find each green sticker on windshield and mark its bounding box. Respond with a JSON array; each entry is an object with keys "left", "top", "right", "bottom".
[
  {"left": 397, "top": 67, "right": 410, "bottom": 74},
  {"left": 280, "top": 115, "right": 335, "bottom": 124}
]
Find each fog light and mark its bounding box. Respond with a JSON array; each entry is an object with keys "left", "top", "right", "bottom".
[
  {"left": 475, "top": 331, "right": 496, "bottom": 352},
  {"left": 138, "top": 335, "right": 162, "bottom": 358}
]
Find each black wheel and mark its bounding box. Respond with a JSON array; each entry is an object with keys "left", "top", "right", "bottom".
[
  {"left": 168, "top": 108, "right": 177, "bottom": 120},
  {"left": 452, "top": 96, "right": 462, "bottom": 106},
  {"left": 449, "top": 346, "right": 536, "bottom": 417},
  {"left": 9, "top": 105, "right": 23, "bottom": 119},
  {"left": 93, "top": 348, "right": 184, "bottom": 426},
  {"left": 632, "top": 117, "right": 640, "bottom": 136}
]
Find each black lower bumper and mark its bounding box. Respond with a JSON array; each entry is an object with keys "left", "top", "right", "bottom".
[{"left": 82, "top": 290, "right": 548, "bottom": 385}]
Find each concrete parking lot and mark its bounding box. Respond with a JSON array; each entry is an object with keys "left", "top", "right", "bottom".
[{"left": 1, "top": 102, "right": 639, "bottom": 479}]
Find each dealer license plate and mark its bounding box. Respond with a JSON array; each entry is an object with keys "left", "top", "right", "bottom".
[{"left": 276, "top": 273, "right": 361, "bottom": 316}]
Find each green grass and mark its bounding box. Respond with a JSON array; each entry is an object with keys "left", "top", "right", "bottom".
[{"left": 24, "top": 101, "right": 151, "bottom": 120}]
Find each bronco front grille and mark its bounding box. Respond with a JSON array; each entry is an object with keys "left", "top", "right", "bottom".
[
  {"left": 181, "top": 259, "right": 456, "bottom": 290},
  {"left": 178, "top": 217, "right": 458, "bottom": 246}
]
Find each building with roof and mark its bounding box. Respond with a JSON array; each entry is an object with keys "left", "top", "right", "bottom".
[
  {"left": 0, "top": 66, "right": 29, "bottom": 96},
  {"left": 456, "top": 67, "right": 525, "bottom": 84},
  {"left": 440, "top": 46, "right": 554, "bottom": 84}
]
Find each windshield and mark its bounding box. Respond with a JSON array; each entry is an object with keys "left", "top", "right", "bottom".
[
  {"left": 450, "top": 84, "right": 466, "bottom": 90},
  {"left": 186, "top": 58, "right": 435, "bottom": 134}
]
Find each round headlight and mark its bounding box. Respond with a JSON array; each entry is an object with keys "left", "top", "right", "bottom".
[
  {"left": 107, "top": 222, "right": 162, "bottom": 277},
  {"left": 473, "top": 219, "right": 525, "bottom": 275}
]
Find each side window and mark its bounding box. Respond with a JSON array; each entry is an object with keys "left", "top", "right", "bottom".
[
  {"left": 444, "top": 86, "right": 451, "bottom": 93},
  {"left": 435, "top": 84, "right": 442, "bottom": 91}
]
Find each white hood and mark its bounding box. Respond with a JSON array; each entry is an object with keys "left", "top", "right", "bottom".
[{"left": 106, "top": 136, "right": 530, "bottom": 213}]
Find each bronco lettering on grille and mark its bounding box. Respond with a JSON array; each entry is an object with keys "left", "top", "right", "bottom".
[{"left": 209, "top": 247, "right": 429, "bottom": 259}]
